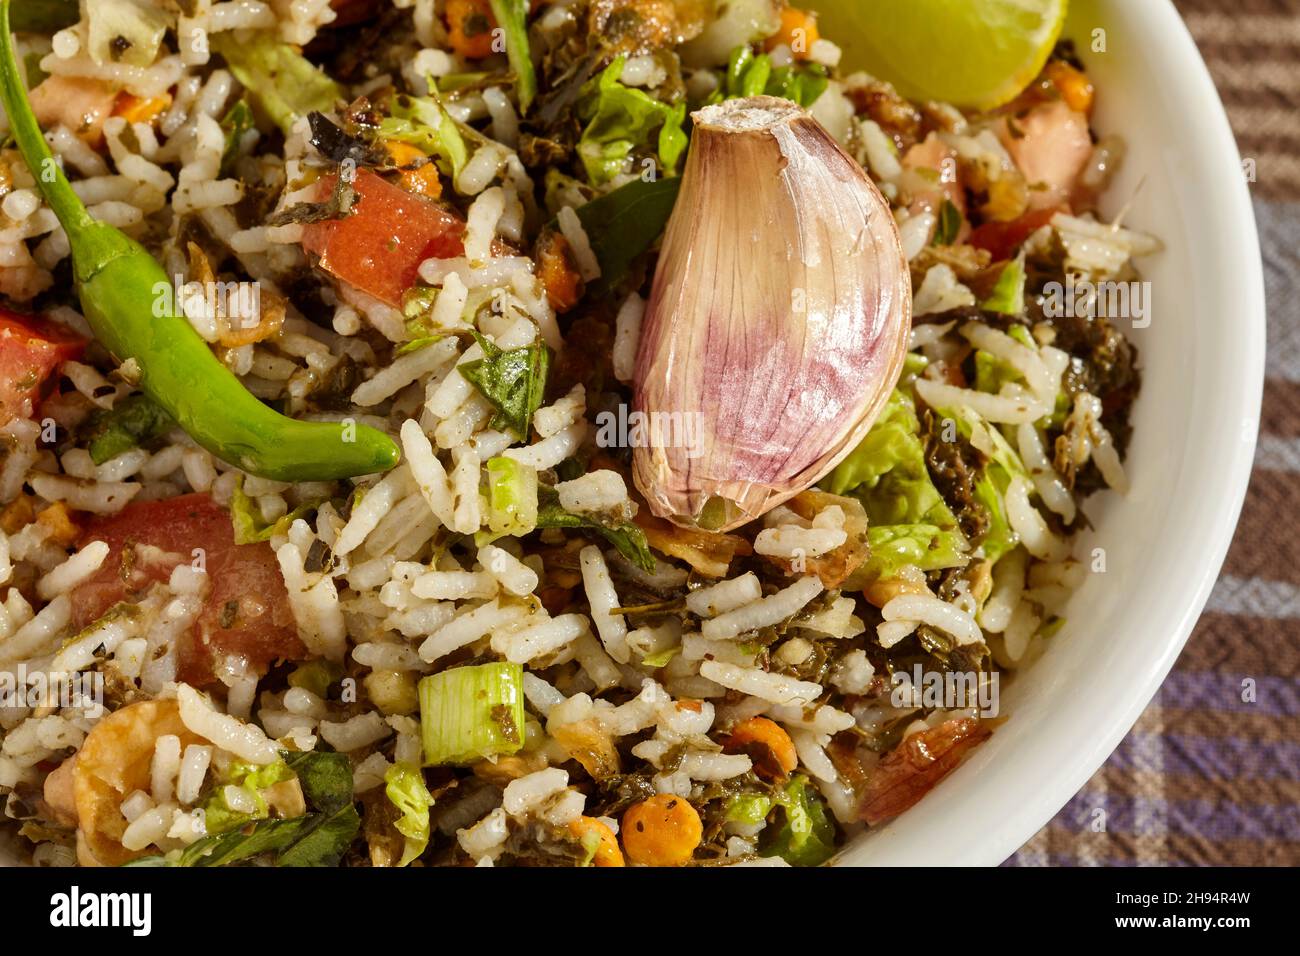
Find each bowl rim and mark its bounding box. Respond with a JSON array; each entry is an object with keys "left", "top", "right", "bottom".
[{"left": 831, "top": 0, "right": 1267, "bottom": 867}]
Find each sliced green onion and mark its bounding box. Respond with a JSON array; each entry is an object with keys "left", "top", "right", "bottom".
[
  {"left": 485, "top": 456, "right": 538, "bottom": 537},
  {"left": 419, "top": 662, "right": 526, "bottom": 766},
  {"left": 488, "top": 0, "right": 536, "bottom": 113}
]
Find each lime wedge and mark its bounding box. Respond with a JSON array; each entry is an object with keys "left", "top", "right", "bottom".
[{"left": 812, "top": 0, "right": 1069, "bottom": 111}]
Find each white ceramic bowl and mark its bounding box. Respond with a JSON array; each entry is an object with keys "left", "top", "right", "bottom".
[{"left": 817, "top": 0, "right": 1266, "bottom": 866}]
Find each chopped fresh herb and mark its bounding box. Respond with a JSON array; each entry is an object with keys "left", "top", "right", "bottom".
[
  {"left": 306, "top": 111, "right": 385, "bottom": 167},
  {"left": 274, "top": 804, "right": 361, "bottom": 867},
  {"left": 84, "top": 393, "right": 173, "bottom": 465},
  {"left": 721, "top": 46, "right": 829, "bottom": 109},
  {"left": 536, "top": 486, "right": 655, "bottom": 571},
  {"left": 394, "top": 336, "right": 442, "bottom": 357},
  {"left": 218, "top": 99, "right": 255, "bottom": 177},
  {"left": 458, "top": 332, "right": 551, "bottom": 440},
  {"left": 281, "top": 749, "right": 354, "bottom": 815},
  {"left": 573, "top": 176, "right": 681, "bottom": 294},
  {"left": 933, "top": 198, "right": 963, "bottom": 246},
  {"left": 11, "top": 0, "right": 79, "bottom": 32}
]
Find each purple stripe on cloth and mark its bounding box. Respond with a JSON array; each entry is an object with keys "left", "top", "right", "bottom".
[
  {"left": 1157, "top": 671, "right": 1300, "bottom": 717},
  {"left": 1059, "top": 790, "right": 1300, "bottom": 841},
  {"left": 1105, "top": 734, "right": 1300, "bottom": 780}
]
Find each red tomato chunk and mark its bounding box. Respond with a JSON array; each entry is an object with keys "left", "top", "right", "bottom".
[
  {"left": 71, "top": 494, "right": 306, "bottom": 688},
  {"left": 0, "top": 309, "right": 84, "bottom": 424},
  {"left": 301, "top": 168, "right": 469, "bottom": 307}
]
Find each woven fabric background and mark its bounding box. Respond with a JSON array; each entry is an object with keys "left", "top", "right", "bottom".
[{"left": 1007, "top": 0, "right": 1300, "bottom": 867}]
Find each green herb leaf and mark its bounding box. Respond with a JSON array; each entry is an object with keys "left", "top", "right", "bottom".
[
  {"left": 275, "top": 804, "right": 361, "bottom": 867},
  {"left": 574, "top": 176, "right": 681, "bottom": 294},
  {"left": 577, "top": 56, "right": 688, "bottom": 185},
  {"left": 85, "top": 393, "right": 173, "bottom": 465},
  {"left": 722, "top": 46, "right": 828, "bottom": 108},
  {"left": 218, "top": 99, "right": 255, "bottom": 178},
  {"left": 459, "top": 332, "right": 551, "bottom": 440},
  {"left": 210, "top": 31, "right": 342, "bottom": 136},
  {"left": 536, "top": 486, "right": 655, "bottom": 571},
  {"left": 281, "top": 750, "right": 355, "bottom": 815},
  {"left": 933, "top": 198, "right": 962, "bottom": 247}
]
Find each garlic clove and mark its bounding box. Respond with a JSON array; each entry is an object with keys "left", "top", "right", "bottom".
[{"left": 632, "top": 96, "right": 912, "bottom": 531}]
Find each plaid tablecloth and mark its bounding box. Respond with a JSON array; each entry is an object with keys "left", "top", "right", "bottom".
[{"left": 1007, "top": 0, "right": 1300, "bottom": 867}]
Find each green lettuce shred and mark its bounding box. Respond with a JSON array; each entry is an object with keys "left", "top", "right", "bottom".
[
  {"left": 981, "top": 254, "right": 1027, "bottom": 315},
  {"left": 759, "top": 775, "right": 837, "bottom": 867},
  {"left": 229, "top": 476, "right": 320, "bottom": 546},
  {"left": 384, "top": 763, "right": 436, "bottom": 867},
  {"left": 823, "top": 389, "right": 968, "bottom": 580},
  {"left": 380, "top": 91, "right": 469, "bottom": 180},
  {"left": 577, "top": 55, "right": 689, "bottom": 185},
  {"left": 210, "top": 32, "right": 342, "bottom": 136}
]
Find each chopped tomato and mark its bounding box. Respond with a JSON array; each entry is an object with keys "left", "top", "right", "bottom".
[
  {"left": 902, "top": 132, "right": 968, "bottom": 242},
  {"left": 0, "top": 309, "right": 85, "bottom": 424},
  {"left": 967, "top": 205, "right": 1061, "bottom": 262},
  {"left": 996, "top": 100, "right": 1093, "bottom": 213},
  {"left": 71, "top": 494, "right": 306, "bottom": 688},
  {"left": 29, "top": 75, "right": 118, "bottom": 147},
  {"left": 858, "top": 718, "right": 992, "bottom": 825},
  {"left": 301, "top": 168, "right": 469, "bottom": 307}
]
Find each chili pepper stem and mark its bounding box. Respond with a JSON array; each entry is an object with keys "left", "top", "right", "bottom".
[{"left": 0, "top": 0, "right": 401, "bottom": 481}]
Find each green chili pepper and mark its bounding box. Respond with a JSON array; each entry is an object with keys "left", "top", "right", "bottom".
[{"left": 0, "top": 1, "right": 400, "bottom": 482}]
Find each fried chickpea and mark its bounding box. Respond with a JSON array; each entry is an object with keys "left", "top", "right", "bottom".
[{"left": 621, "top": 794, "right": 703, "bottom": 866}]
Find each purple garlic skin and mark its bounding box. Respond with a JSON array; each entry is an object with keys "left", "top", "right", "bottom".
[{"left": 632, "top": 96, "right": 913, "bottom": 531}]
